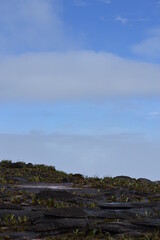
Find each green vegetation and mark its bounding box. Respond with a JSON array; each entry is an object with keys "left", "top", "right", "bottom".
[
  {"left": 0, "top": 160, "right": 69, "bottom": 184},
  {"left": 45, "top": 230, "right": 160, "bottom": 240},
  {"left": 0, "top": 160, "right": 160, "bottom": 193},
  {"left": 0, "top": 213, "right": 29, "bottom": 233}
]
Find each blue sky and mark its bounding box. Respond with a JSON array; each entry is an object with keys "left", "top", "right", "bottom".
[{"left": 0, "top": 0, "right": 160, "bottom": 179}]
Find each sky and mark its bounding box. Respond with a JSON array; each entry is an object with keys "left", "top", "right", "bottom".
[{"left": 0, "top": 0, "right": 160, "bottom": 180}]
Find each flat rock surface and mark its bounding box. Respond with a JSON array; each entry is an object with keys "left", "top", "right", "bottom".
[
  {"left": 0, "top": 182, "right": 160, "bottom": 239},
  {"left": 0, "top": 159, "right": 160, "bottom": 239}
]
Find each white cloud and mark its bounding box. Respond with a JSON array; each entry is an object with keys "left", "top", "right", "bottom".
[
  {"left": 136, "top": 18, "right": 148, "bottom": 22},
  {"left": 73, "top": 0, "right": 88, "bottom": 6},
  {"left": 114, "top": 15, "right": 128, "bottom": 25},
  {"left": 148, "top": 111, "right": 160, "bottom": 118},
  {"left": 0, "top": 132, "right": 160, "bottom": 180},
  {"left": 0, "top": 0, "right": 75, "bottom": 53},
  {"left": 99, "top": 0, "right": 111, "bottom": 4},
  {"left": 132, "top": 28, "right": 160, "bottom": 59},
  {"left": 74, "top": 0, "right": 111, "bottom": 6},
  {"left": 0, "top": 51, "right": 160, "bottom": 102}
]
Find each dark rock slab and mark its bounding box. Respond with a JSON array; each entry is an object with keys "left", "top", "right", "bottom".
[
  {"left": 99, "top": 202, "right": 160, "bottom": 209},
  {"left": 99, "top": 203, "right": 133, "bottom": 209},
  {"left": 0, "top": 231, "right": 39, "bottom": 239},
  {"left": 0, "top": 203, "right": 23, "bottom": 210},
  {"left": 6, "top": 176, "right": 28, "bottom": 183},
  {"left": 44, "top": 207, "right": 87, "bottom": 218},
  {"left": 33, "top": 218, "right": 88, "bottom": 233},
  {"left": 132, "top": 219, "right": 160, "bottom": 228},
  {"left": 0, "top": 208, "right": 43, "bottom": 220},
  {"left": 85, "top": 209, "right": 137, "bottom": 220},
  {"left": 137, "top": 178, "right": 152, "bottom": 183},
  {"left": 100, "top": 222, "right": 135, "bottom": 234},
  {"left": 113, "top": 176, "right": 133, "bottom": 180},
  {"left": 115, "top": 231, "right": 145, "bottom": 238},
  {"left": 1, "top": 180, "right": 160, "bottom": 239},
  {"left": 36, "top": 189, "right": 74, "bottom": 201},
  {"left": 103, "top": 188, "right": 150, "bottom": 198}
]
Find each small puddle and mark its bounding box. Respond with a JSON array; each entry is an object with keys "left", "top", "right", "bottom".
[
  {"left": 17, "top": 185, "right": 73, "bottom": 189},
  {"left": 15, "top": 183, "right": 74, "bottom": 190}
]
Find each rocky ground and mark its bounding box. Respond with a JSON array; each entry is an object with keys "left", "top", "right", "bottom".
[{"left": 0, "top": 160, "right": 160, "bottom": 239}]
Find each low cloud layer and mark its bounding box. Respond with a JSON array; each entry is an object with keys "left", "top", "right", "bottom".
[
  {"left": 0, "top": 132, "right": 159, "bottom": 180},
  {"left": 0, "top": 51, "right": 160, "bottom": 102}
]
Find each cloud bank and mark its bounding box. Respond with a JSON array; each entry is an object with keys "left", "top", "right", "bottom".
[{"left": 0, "top": 51, "right": 160, "bottom": 102}]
